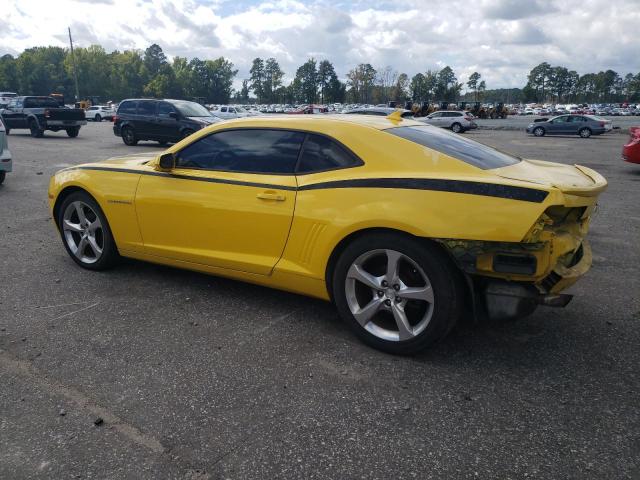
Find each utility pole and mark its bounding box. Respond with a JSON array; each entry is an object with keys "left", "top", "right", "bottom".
[{"left": 68, "top": 27, "right": 80, "bottom": 102}]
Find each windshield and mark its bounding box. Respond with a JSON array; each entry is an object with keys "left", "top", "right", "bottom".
[
  {"left": 386, "top": 125, "right": 521, "bottom": 170},
  {"left": 172, "top": 101, "right": 212, "bottom": 117}
]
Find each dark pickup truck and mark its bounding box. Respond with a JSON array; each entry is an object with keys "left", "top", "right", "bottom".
[{"left": 0, "top": 96, "right": 87, "bottom": 137}]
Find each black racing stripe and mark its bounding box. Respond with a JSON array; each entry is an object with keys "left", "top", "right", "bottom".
[
  {"left": 74, "top": 166, "right": 297, "bottom": 191},
  {"left": 297, "top": 178, "right": 549, "bottom": 203},
  {"left": 72, "top": 166, "right": 548, "bottom": 202}
]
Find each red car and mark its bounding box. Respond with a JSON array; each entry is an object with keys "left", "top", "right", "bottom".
[{"left": 623, "top": 126, "right": 640, "bottom": 164}]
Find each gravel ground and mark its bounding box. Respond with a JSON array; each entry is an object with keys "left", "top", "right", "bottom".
[{"left": 0, "top": 122, "right": 638, "bottom": 480}]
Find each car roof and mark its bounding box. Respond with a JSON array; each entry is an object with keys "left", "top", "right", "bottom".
[{"left": 205, "top": 114, "right": 424, "bottom": 131}]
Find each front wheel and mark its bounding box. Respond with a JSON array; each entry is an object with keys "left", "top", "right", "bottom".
[
  {"left": 57, "top": 192, "right": 119, "bottom": 270},
  {"left": 95, "top": 114, "right": 102, "bottom": 122},
  {"left": 579, "top": 127, "right": 592, "bottom": 138},
  {"left": 451, "top": 122, "right": 462, "bottom": 133},
  {"left": 332, "top": 233, "right": 462, "bottom": 355},
  {"left": 29, "top": 120, "right": 44, "bottom": 138},
  {"left": 66, "top": 126, "right": 80, "bottom": 137},
  {"left": 121, "top": 126, "right": 138, "bottom": 146},
  {"left": 533, "top": 126, "right": 545, "bottom": 137}
]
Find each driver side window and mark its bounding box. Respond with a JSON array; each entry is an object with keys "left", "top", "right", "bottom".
[{"left": 175, "top": 129, "right": 305, "bottom": 174}]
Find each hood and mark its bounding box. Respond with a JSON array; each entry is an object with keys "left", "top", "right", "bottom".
[
  {"left": 187, "top": 116, "right": 220, "bottom": 125},
  {"left": 494, "top": 159, "right": 607, "bottom": 197},
  {"left": 98, "top": 152, "right": 158, "bottom": 167}
]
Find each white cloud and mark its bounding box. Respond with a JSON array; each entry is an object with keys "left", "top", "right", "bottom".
[{"left": 1, "top": 0, "right": 638, "bottom": 90}]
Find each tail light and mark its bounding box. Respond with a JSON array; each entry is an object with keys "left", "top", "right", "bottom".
[
  {"left": 464, "top": 116, "right": 472, "bottom": 121},
  {"left": 112, "top": 115, "right": 118, "bottom": 123},
  {"left": 599, "top": 122, "right": 605, "bottom": 127},
  {"left": 44, "top": 109, "right": 51, "bottom": 118}
]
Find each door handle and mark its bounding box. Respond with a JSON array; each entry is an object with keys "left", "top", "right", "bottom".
[{"left": 257, "top": 191, "right": 286, "bottom": 201}]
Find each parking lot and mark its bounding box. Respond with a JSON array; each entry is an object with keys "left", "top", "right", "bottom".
[{"left": 1, "top": 121, "right": 639, "bottom": 479}]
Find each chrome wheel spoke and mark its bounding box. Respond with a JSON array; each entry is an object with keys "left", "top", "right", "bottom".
[
  {"left": 87, "top": 236, "right": 103, "bottom": 256},
  {"left": 391, "top": 303, "right": 414, "bottom": 341},
  {"left": 75, "top": 237, "right": 88, "bottom": 258},
  {"left": 74, "top": 202, "right": 87, "bottom": 225},
  {"left": 63, "top": 219, "right": 83, "bottom": 233},
  {"left": 353, "top": 298, "right": 383, "bottom": 326},
  {"left": 347, "top": 264, "right": 381, "bottom": 290},
  {"left": 399, "top": 285, "right": 434, "bottom": 303},
  {"left": 87, "top": 219, "right": 101, "bottom": 233},
  {"left": 385, "top": 250, "right": 402, "bottom": 284}
]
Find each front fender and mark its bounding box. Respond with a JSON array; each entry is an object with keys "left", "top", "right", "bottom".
[{"left": 48, "top": 168, "right": 144, "bottom": 252}]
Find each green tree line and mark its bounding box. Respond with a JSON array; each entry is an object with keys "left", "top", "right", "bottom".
[{"left": 1, "top": 44, "right": 639, "bottom": 105}]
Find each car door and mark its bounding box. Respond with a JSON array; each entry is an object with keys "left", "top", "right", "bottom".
[
  {"left": 424, "top": 112, "right": 442, "bottom": 127},
  {"left": 134, "top": 128, "right": 305, "bottom": 275},
  {"left": 2, "top": 98, "right": 26, "bottom": 128},
  {"left": 136, "top": 100, "right": 158, "bottom": 137},
  {"left": 547, "top": 115, "right": 570, "bottom": 134},
  {"left": 156, "top": 101, "right": 180, "bottom": 140}
]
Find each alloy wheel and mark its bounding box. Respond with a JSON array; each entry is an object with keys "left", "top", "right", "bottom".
[
  {"left": 345, "top": 249, "right": 435, "bottom": 342},
  {"left": 62, "top": 201, "right": 104, "bottom": 264}
]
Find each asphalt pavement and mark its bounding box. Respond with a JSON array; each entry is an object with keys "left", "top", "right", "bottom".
[{"left": 0, "top": 121, "right": 638, "bottom": 479}]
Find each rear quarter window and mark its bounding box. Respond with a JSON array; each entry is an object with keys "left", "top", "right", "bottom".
[{"left": 386, "top": 125, "right": 520, "bottom": 170}]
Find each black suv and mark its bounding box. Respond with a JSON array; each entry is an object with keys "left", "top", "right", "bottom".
[{"left": 113, "top": 99, "right": 221, "bottom": 146}]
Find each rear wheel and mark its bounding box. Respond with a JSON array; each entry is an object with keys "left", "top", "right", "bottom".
[
  {"left": 451, "top": 122, "right": 462, "bottom": 133},
  {"left": 95, "top": 114, "right": 102, "bottom": 122},
  {"left": 0, "top": 171, "right": 5, "bottom": 185},
  {"left": 57, "top": 192, "right": 119, "bottom": 270},
  {"left": 121, "top": 126, "right": 138, "bottom": 146},
  {"left": 66, "top": 126, "right": 80, "bottom": 137},
  {"left": 533, "top": 126, "right": 545, "bottom": 137},
  {"left": 29, "top": 120, "right": 44, "bottom": 138},
  {"left": 332, "top": 233, "right": 462, "bottom": 355},
  {"left": 579, "top": 127, "right": 592, "bottom": 138}
]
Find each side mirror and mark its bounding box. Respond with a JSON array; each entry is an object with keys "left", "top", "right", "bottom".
[
  {"left": 169, "top": 112, "right": 178, "bottom": 119},
  {"left": 158, "top": 152, "right": 176, "bottom": 171}
]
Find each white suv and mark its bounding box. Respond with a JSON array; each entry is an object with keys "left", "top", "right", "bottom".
[
  {"left": 418, "top": 111, "right": 478, "bottom": 133},
  {"left": 85, "top": 105, "right": 115, "bottom": 122}
]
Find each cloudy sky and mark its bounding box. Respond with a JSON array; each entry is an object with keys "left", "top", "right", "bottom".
[{"left": 2, "top": 0, "right": 639, "bottom": 90}]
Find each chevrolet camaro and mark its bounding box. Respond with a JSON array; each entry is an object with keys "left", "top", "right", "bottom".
[{"left": 48, "top": 113, "right": 607, "bottom": 354}]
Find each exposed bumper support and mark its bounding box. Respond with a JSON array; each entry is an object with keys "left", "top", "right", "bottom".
[{"left": 484, "top": 281, "right": 573, "bottom": 321}]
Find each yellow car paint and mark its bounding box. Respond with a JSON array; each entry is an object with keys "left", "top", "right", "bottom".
[{"left": 48, "top": 115, "right": 607, "bottom": 302}]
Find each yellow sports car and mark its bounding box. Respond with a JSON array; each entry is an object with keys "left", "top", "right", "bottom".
[{"left": 48, "top": 113, "right": 607, "bottom": 354}]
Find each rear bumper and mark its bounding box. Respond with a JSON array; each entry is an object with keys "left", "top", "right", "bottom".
[
  {"left": 45, "top": 120, "right": 87, "bottom": 127},
  {"left": 482, "top": 241, "right": 591, "bottom": 320},
  {"left": 113, "top": 124, "right": 121, "bottom": 136}
]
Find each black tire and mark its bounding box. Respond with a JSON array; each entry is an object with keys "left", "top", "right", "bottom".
[
  {"left": 0, "top": 171, "right": 5, "bottom": 185},
  {"left": 451, "top": 122, "right": 462, "bottom": 133},
  {"left": 533, "top": 126, "right": 545, "bottom": 137},
  {"left": 332, "top": 232, "right": 462, "bottom": 355},
  {"left": 57, "top": 191, "right": 119, "bottom": 270},
  {"left": 181, "top": 129, "right": 195, "bottom": 140},
  {"left": 29, "top": 120, "right": 44, "bottom": 138},
  {"left": 5, "top": 129, "right": 9, "bottom": 135},
  {"left": 66, "top": 126, "right": 80, "bottom": 137},
  {"left": 121, "top": 126, "right": 138, "bottom": 146},
  {"left": 578, "top": 127, "right": 592, "bottom": 138},
  {"left": 95, "top": 114, "right": 102, "bottom": 122}
]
